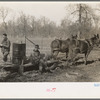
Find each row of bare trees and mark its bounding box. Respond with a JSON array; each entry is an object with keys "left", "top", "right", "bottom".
[
  {"left": 0, "top": 9, "right": 60, "bottom": 38},
  {"left": 66, "top": 3, "right": 100, "bottom": 39},
  {"left": 0, "top": 4, "right": 100, "bottom": 39}
]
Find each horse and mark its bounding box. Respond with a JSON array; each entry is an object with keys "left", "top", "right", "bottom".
[
  {"left": 50, "top": 35, "right": 77, "bottom": 59},
  {"left": 68, "top": 34, "right": 100, "bottom": 65}
]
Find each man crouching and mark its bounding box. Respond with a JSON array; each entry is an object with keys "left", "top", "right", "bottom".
[
  {"left": 29, "top": 45, "right": 43, "bottom": 73},
  {"left": 23, "top": 45, "right": 51, "bottom": 74},
  {"left": 22, "top": 44, "right": 60, "bottom": 74}
]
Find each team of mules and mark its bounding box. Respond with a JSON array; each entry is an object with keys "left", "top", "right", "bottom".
[{"left": 51, "top": 34, "right": 100, "bottom": 65}]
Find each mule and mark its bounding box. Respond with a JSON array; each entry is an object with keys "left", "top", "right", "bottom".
[
  {"left": 68, "top": 34, "right": 100, "bottom": 65},
  {"left": 50, "top": 35, "right": 77, "bottom": 59}
]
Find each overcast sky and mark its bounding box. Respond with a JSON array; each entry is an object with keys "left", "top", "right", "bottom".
[{"left": 0, "top": 2, "right": 99, "bottom": 25}]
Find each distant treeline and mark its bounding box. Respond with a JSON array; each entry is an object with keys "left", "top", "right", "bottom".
[
  {"left": 0, "top": 15, "right": 99, "bottom": 39},
  {"left": 0, "top": 5, "right": 100, "bottom": 39}
]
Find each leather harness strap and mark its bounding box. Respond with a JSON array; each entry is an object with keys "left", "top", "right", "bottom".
[
  {"left": 85, "top": 39, "right": 93, "bottom": 47},
  {"left": 85, "top": 39, "right": 93, "bottom": 52}
]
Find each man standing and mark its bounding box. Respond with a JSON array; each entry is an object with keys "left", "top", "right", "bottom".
[{"left": 0, "top": 33, "right": 11, "bottom": 62}]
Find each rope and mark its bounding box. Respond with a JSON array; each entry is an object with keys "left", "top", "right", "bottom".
[{"left": 25, "top": 36, "right": 36, "bottom": 46}]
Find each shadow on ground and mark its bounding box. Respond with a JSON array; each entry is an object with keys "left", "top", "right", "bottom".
[{"left": 75, "top": 60, "right": 95, "bottom": 66}]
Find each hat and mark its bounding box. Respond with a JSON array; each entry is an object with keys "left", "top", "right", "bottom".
[
  {"left": 35, "top": 45, "right": 40, "bottom": 49},
  {"left": 3, "top": 33, "right": 7, "bottom": 36}
]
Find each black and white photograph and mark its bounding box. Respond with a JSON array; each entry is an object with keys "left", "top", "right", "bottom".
[{"left": 0, "top": 2, "right": 100, "bottom": 83}]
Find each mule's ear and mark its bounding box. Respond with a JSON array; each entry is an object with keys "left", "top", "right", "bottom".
[{"left": 97, "top": 34, "right": 99, "bottom": 38}]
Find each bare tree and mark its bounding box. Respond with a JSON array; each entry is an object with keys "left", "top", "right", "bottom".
[
  {"left": 0, "top": 7, "right": 11, "bottom": 33},
  {"left": 66, "top": 3, "right": 98, "bottom": 39},
  {"left": 29, "top": 16, "right": 36, "bottom": 36},
  {"left": 17, "top": 12, "right": 30, "bottom": 43}
]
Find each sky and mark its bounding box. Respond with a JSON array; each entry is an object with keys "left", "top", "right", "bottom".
[
  {"left": 0, "top": 2, "right": 100, "bottom": 25},
  {"left": 0, "top": 2, "right": 67, "bottom": 25}
]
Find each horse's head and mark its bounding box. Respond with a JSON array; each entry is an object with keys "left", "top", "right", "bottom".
[{"left": 91, "top": 34, "right": 100, "bottom": 47}]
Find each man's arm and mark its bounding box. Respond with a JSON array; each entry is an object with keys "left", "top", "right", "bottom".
[{"left": 2, "top": 40, "right": 10, "bottom": 48}]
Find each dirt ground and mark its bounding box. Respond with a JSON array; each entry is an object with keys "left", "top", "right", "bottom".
[{"left": 0, "top": 47, "right": 100, "bottom": 82}]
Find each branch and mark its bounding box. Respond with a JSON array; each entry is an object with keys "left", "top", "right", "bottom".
[
  {"left": 71, "top": 10, "right": 79, "bottom": 14},
  {"left": 82, "top": 7, "right": 96, "bottom": 23}
]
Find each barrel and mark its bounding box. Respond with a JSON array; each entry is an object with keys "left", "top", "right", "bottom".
[{"left": 12, "top": 43, "right": 26, "bottom": 65}]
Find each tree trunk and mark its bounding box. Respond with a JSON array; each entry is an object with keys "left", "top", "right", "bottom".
[{"left": 79, "top": 4, "right": 82, "bottom": 39}]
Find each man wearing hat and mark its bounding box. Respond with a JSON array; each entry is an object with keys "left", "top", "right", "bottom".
[
  {"left": 23, "top": 45, "right": 58, "bottom": 74},
  {"left": 0, "top": 33, "right": 11, "bottom": 62},
  {"left": 29, "top": 44, "right": 51, "bottom": 73},
  {"left": 30, "top": 44, "right": 40, "bottom": 65}
]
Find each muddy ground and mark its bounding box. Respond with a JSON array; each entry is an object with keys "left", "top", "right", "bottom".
[{"left": 0, "top": 47, "right": 100, "bottom": 82}]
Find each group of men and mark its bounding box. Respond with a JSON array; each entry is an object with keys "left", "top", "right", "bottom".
[{"left": 0, "top": 33, "right": 59, "bottom": 74}]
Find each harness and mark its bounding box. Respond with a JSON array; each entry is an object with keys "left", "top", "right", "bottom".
[
  {"left": 85, "top": 39, "right": 92, "bottom": 46},
  {"left": 74, "top": 39, "right": 93, "bottom": 53},
  {"left": 85, "top": 39, "right": 93, "bottom": 48},
  {"left": 85, "top": 39, "right": 93, "bottom": 52}
]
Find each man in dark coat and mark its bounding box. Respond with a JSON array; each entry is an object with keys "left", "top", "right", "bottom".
[
  {"left": 29, "top": 45, "right": 41, "bottom": 66},
  {"left": 0, "top": 33, "right": 11, "bottom": 62},
  {"left": 23, "top": 45, "right": 48, "bottom": 73},
  {"left": 23, "top": 45, "right": 61, "bottom": 74}
]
